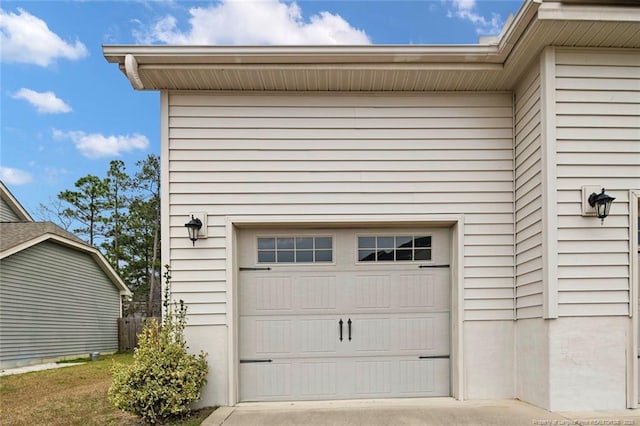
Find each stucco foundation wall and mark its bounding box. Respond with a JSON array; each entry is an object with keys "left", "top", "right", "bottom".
[
  {"left": 516, "top": 318, "right": 549, "bottom": 409},
  {"left": 548, "top": 316, "right": 627, "bottom": 411},
  {"left": 463, "top": 321, "right": 514, "bottom": 399},
  {"left": 183, "top": 325, "right": 228, "bottom": 407}
]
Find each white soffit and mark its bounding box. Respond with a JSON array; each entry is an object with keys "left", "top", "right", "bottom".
[{"left": 103, "top": 0, "right": 640, "bottom": 92}]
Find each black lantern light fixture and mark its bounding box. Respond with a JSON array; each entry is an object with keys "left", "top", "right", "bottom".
[
  {"left": 184, "top": 215, "right": 203, "bottom": 246},
  {"left": 588, "top": 188, "right": 615, "bottom": 224}
]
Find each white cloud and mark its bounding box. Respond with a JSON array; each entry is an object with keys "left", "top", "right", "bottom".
[
  {"left": 53, "top": 130, "right": 150, "bottom": 159},
  {"left": 134, "top": 0, "right": 370, "bottom": 45},
  {"left": 0, "top": 167, "right": 33, "bottom": 185},
  {"left": 13, "top": 88, "right": 72, "bottom": 114},
  {"left": 447, "top": 0, "right": 503, "bottom": 36},
  {"left": 0, "top": 8, "right": 88, "bottom": 66}
]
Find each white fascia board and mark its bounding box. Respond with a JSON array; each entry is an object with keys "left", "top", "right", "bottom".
[
  {"left": 104, "top": 44, "right": 502, "bottom": 66},
  {"left": 538, "top": 2, "right": 640, "bottom": 22},
  {"left": 495, "top": 0, "right": 541, "bottom": 53},
  {"left": 0, "top": 234, "right": 132, "bottom": 296}
]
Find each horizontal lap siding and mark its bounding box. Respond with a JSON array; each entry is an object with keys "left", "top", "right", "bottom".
[
  {"left": 0, "top": 197, "right": 21, "bottom": 222},
  {"left": 515, "top": 64, "right": 544, "bottom": 319},
  {"left": 0, "top": 242, "right": 121, "bottom": 367},
  {"left": 555, "top": 49, "right": 640, "bottom": 317},
  {"left": 168, "top": 93, "right": 515, "bottom": 325}
]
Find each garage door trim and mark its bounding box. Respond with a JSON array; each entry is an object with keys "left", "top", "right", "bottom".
[{"left": 225, "top": 214, "right": 465, "bottom": 405}]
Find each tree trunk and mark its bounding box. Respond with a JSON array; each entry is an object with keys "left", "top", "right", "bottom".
[{"left": 147, "top": 211, "right": 160, "bottom": 318}]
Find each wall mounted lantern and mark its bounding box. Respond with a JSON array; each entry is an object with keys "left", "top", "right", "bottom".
[
  {"left": 588, "top": 188, "right": 615, "bottom": 224},
  {"left": 184, "top": 215, "right": 203, "bottom": 246}
]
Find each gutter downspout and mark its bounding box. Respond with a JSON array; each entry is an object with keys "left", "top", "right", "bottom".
[{"left": 124, "top": 54, "right": 144, "bottom": 90}]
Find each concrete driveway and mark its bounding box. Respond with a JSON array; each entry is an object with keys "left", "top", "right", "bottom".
[{"left": 203, "top": 398, "right": 639, "bottom": 426}]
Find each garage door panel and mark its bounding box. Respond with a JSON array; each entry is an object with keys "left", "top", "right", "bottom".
[
  {"left": 353, "top": 317, "right": 392, "bottom": 352},
  {"left": 239, "top": 275, "right": 293, "bottom": 313},
  {"left": 397, "top": 359, "right": 450, "bottom": 396},
  {"left": 345, "top": 357, "right": 450, "bottom": 398},
  {"left": 240, "top": 362, "right": 292, "bottom": 401},
  {"left": 354, "top": 275, "right": 391, "bottom": 308},
  {"left": 397, "top": 272, "right": 450, "bottom": 310},
  {"left": 353, "top": 360, "right": 393, "bottom": 395},
  {"left": 241, "top": 273, "right": 342, "bottom": 315},
  {"left": 296, "top": 361, "right": 339, "bottom": 397},
  {"left": 239, "top": 319, "right": 293, "bottom": 356},
  {"left": 239, "top": 227, "right": 451, "bottom": 401},
  {"left": 295, "top": 275, "right": 338, "bottom": 310},
  {"left": 347, "top": 271, "right": 450, "bottom": 313},
  {"left": 350, "top": 313, "right": 450, "bottom": 357},
  {"left": 295, "top": 319, "right": 340, "bottom": 354},
  {"left": 397, "top": 315, "right": 449, "bottom": 352}
]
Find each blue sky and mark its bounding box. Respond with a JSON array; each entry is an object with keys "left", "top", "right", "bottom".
[{"left": 1, "top": 0, "right": 524, "bottom": 216}]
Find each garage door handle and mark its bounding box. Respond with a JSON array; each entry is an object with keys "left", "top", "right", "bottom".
[
  {"left": 339, "top": 319, "right": 343, "bottom": 341},
  {"left": 347, "top": 318, "right": 352, "bottom": 341}
]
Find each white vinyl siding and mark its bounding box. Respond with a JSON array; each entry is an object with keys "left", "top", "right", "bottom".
[
  {"left": 167, "top": 93, "right": 515, "bottom": 325},
  {"left": 0, "top": 241, "right": 121, "bottom": 368},
  {"left": 554, "top": 49, "right": 640, "bottom": 317},
  {"left": 514, "top": 64, "right": 544, "bottom": 319}
]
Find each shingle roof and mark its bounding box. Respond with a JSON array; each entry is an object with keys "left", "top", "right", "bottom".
[{"left": 0, "top": 221, "right": 89, "bottom": 253}]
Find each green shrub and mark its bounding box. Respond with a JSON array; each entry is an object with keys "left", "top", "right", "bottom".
[{"left": 109, "top": 266, "right": 208, "bottom": 424}]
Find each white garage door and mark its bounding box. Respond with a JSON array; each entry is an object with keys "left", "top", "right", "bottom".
[{"left": 238, "top": 227, "right": 451, "bottom": 402}]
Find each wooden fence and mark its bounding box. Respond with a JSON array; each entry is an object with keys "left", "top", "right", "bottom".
[{"left": 118, "top": 317, "right": 160, "bottom": 352}]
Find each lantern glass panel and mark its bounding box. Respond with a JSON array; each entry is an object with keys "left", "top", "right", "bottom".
[{"left": 187, "top": 225, "right": 199, "bottom": 241}]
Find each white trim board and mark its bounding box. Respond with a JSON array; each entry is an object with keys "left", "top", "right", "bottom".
[
  {"left": 540, "top": 46, "right": 559, "bottom": 319},
  {"left": 629, "top": 190, "right": 639, "bottom": 408}
]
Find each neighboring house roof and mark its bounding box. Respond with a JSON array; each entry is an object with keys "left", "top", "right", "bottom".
[
  {"left": 103, "top": 0, "right": 640, "bottom": 92},
  {"left": 0, "top": 183, "right": 132, "bottom": 297},
  {"left": 0, "top": 181, "right": 33, "bottom": 222}
]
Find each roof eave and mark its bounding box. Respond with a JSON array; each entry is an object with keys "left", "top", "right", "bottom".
[
  {"left": 102, "top": 0, "right": 542, "bottom": 91},
  {"left": 103, "top": 0, "right": 640, "bottom": 91}
]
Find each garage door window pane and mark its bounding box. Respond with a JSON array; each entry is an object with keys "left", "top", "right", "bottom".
[
  {"left": 296, "top": 237, "right": 313, "bottom": 249},
  {"left": 415, "top": 249, "right": 431, "bottom": 261},
  {"left": 315, "top": 250, "right": 332, "bottom": 262},
  {"left": 315, "top": 237, "right": 332, "bottom": 249},
  {"left": 414, "top": 236, "right": 431, "bottom": 247},
  {"left": 258, "top": 238, "right": 275, "bottom": 249},
  {"left": 257, "top": 236, "right": 333, "bottom": 263},
  {"left": 396, "top": 249, "right": 413, "bottom": 261},
  {"left": 277, "top": 238, "right": 294, "bottom": 249},
  {"left": 358, "top": 237, "right": 375, "bottom": 249},
  {"left": 296, "top": 250, "right": 313, "bottom": 262},
  {"left": 358, "top": 234, "right": 432, "bottom": 262},
  {"left": 377, "top": 249, "right": 394, "bottom": 261},
  {"left": 358, "top": 249, "right": 376, "bottom": 262},
  {"left": 396, "top": 236, "right": 413, "bottom": 248},
  {"left": 377, "top": 237, "right": 394, "bottom": 249},
  {"left": 277, "top": 250, "right": 294, "bottom": 262},
  {"left": 258, "top": 250, "right": 276, "bottom": 263}
]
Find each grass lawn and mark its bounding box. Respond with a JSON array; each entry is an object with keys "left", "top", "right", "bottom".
[{"left": 0, "top": 353, "right": 215, "bottom": 426}]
